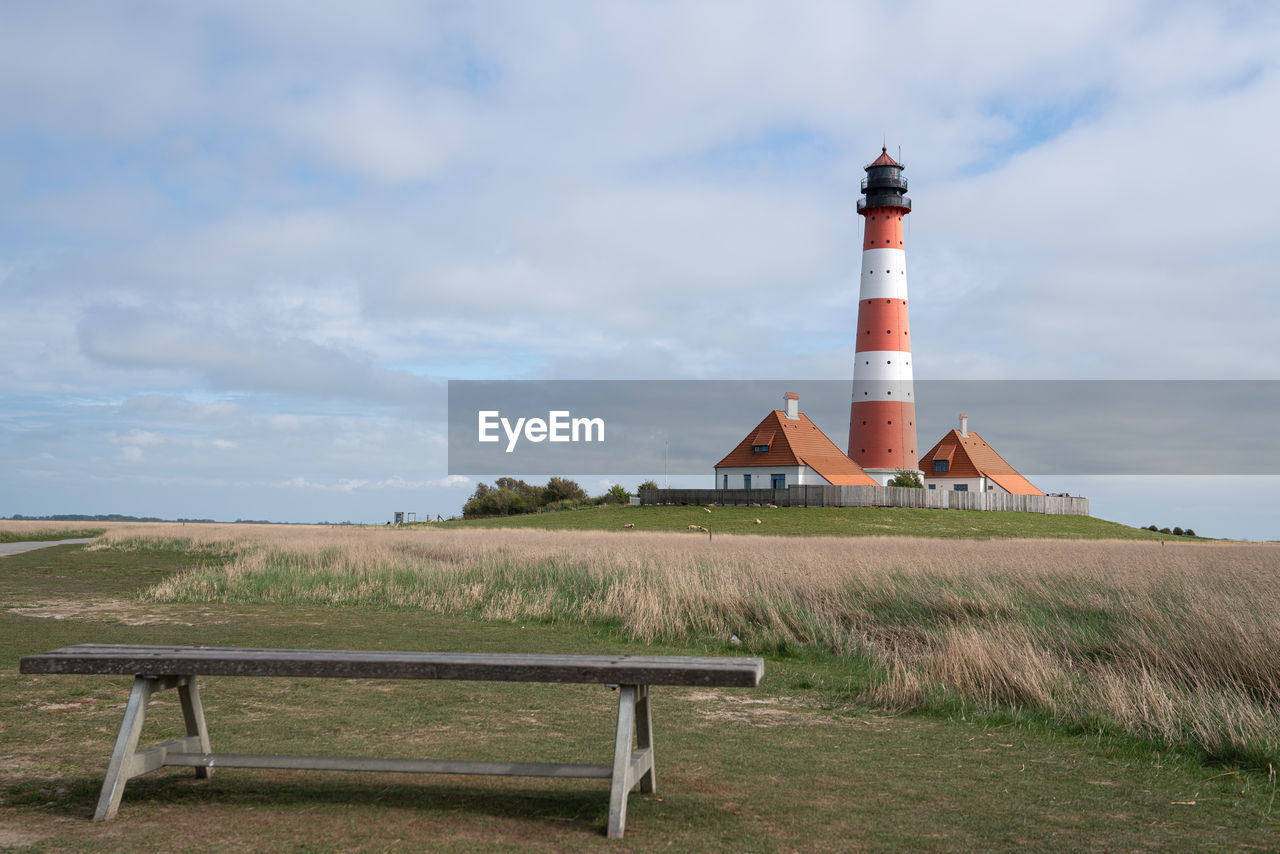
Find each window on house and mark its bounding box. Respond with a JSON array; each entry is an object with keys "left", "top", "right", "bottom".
[
  {"left": 743, "top": 474, "right": 752, "bottom": 489},
  {"left": 927, "top": 484, "right": 936, "bottom": 490},
  {"left": 722, "top": 474, "right": 728, "bottom": 489},
  {"left": 953, "top": 484, "right": 968, "bottom": 492},
  {"left": 933, "top": 460, "right": 949, "bottom": 473},
  {"left": 771, "top": 474, "right": 785, "bottom": 489},
  {"left": 752, "top": 445, "right": 770, "bottom": 453}
]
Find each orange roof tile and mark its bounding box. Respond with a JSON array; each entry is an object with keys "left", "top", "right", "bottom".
[
  {"left": 986, "top": 471, "right": 1043, "bottom": 496},
  {"left": 919, "top": 429, "right": 1043, "bottom": 495},
  {"left": 716, "top": 410, "right": 878, "bottom": 486}
]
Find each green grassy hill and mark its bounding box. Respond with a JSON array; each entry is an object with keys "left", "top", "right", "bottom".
[{"left": 442, "top": 504, "right": 1182, "bottom": 540}]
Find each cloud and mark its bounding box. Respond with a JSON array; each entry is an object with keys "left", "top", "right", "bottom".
[
  {"left": 3, "top": 1, "right": 1279, "bottom": 531},
  {"left": 275, "top": 474, "right": 470, "bottom": 492},
  {"left": 77, "top": 305, "right": 435, "bottom": 405},
  {"left": 118, "top": 396, "right": 244, "bottom": 422},
  {"left": 277, "top": 79, "right": 478, "bottom": 184},
  {"left": 109, "top": 430, "right": 164, "bottom": 448}
]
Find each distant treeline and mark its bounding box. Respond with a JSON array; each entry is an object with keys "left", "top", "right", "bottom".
[{"left": 7, "top": 514, "right": 225, "bottom": 524}]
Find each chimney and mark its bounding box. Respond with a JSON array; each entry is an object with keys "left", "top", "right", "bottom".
[
  {"left": 959, "top": 413, "right": 968, "bottom": 438},
  {"left": 784, "top": 392, "right": 799, "bottom": 420}
]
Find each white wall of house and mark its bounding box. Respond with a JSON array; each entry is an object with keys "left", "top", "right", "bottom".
[
  {"left": 863, "top": 467, "right": 928, "bottom": 487},
  {"left": 923, "top": 476, "right": 1004, "bottom": 493},
  {"left": 861, "top": 467, "right": 899, "bottom": 487},
  {"left": 713, "top": 465, "right": 814, "bottom": 489}
]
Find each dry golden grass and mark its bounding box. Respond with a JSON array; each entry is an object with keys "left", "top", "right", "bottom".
[
  {"left": 0, "top": 519, "right": 115, "bottom": 541},
  {"left": 85, "top": 522, "right": 1280, "bottom": 767}
]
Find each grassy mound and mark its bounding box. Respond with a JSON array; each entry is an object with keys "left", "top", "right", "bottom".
[{"left": 443, "top": 504, "right": 1177, "bottom": 540}]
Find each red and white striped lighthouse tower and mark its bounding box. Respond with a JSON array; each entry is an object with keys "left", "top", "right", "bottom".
[{"left": 847, "top": 146, "right": 919, "bottom": 484}]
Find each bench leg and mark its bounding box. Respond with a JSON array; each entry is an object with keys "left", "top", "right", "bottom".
[
  {"left": 635, "top": 684, "right": 656, "bottom": 795},
  {"left": 94, "top": 674, "right": 207, "bottom": 820},
  {"left": 607, "top": 685, "right": 637, "bottom": 839},
  {"left": 94, "top": 676, "right": 156, "bottom": 821},
  {"left": 607, "top": 684, "right": 658, "bottom": 839},
  {"left": 178, "top": 676, "right": 214, "bottom": 779}
]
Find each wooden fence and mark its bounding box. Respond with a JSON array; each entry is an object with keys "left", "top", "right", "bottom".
[{"left": 639, "top": 485, "right": 1089, "bottom": 516}]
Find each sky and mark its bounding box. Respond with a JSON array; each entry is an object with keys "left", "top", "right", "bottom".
[{"left": 2, "top": 1, "right": 1279, "bottom": 537}]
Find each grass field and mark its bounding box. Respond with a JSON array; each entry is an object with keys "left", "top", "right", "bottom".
[
  {"left": 442, "top": 503, "right": 1183, "bottom": 540},
  {"left": 0, "top": 522, "right": 107, "bottom": 543},
  {"left": 3, "top": 524, "right": 1278, "bottom": 850}
]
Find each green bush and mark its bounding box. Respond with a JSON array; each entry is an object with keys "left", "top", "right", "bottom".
[
  {"left": 542, "top": 476, "right": 587, "bottom": 505},
  {"left": 463, "top": 476, "right": 589, "bottom": 517},
  {"left": 600, "top": 484, "right": 632, "bottom": 505},
  {"left": 888, "top": 470, "right": 924, "bottom": 489}
]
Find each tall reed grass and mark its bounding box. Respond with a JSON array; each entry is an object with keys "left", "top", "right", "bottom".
[{"left": 93, "top": 523, "right": 1280, "bottom": 769}]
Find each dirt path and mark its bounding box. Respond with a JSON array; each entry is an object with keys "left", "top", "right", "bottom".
[{"left": 0, "top": 538, "right": 95, "bottom": 557}]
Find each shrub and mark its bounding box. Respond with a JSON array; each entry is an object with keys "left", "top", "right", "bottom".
[
  {"left": 637, "top": 479, "right": 659, "bottom": 492},
  {"left": 463, "top": 476, "right": 589, "bottom": 517},
  {"left": 542, "top": 477, "right": 587, "bottom": 505},
  {"left": 1173, "top": 527, "right": 1184, "bottom": 536},
  {"left": 1160, "top": 527, "right": 1172, "bottom": 534},
  {"left": 463, "top": 486, "right": 539, "bottom": 518},
  {"left": 496, "top": 477, "right": 543, "bottom": 502},
  {"left": 888, "top": 470, "right": 924, "bottom": 489},
  {"left": 600, "top": 484, "right": 632, "bottom": 505}
]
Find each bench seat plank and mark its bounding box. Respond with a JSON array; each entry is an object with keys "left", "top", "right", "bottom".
[{"left": 20, "top": 644, "right": 764, "bottom": 687}]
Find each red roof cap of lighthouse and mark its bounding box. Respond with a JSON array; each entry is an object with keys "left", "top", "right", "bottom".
[{"left": 868, "top": 146, "right": 901, "bottom": 168}]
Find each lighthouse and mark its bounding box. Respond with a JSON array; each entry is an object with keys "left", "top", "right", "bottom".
[{"left": 846, "top": 146, "right": 919, "bottom": 484}]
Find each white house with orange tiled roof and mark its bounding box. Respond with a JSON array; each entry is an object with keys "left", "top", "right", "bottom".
[
  {"left": 714, "top": 393, "right": 878, "bottom": 489},
  {"left": 920, "top": 414, "right": 1043, "bottom": 496}
]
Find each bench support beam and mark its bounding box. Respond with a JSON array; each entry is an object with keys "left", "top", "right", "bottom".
[{"left": 91, "top": 675, "right": 658, "bottom": 838}]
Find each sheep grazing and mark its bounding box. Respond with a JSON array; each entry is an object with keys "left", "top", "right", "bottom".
[
  {"left": 703, "top": 507, "right": 712, "bottom": 513},
  {"left": 623, "top": 523, "right": 635, "bottom": 529},
  {"left": 754, "top": 518, "right": 762, "bottom": 524}
]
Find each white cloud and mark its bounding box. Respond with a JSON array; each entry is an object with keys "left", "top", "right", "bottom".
[
  {"left": 109, "top": 430, "right": 164, "bottom": 447},
  {"left": 3, "top": 1, "right": 1279, "bottom": 532},
  {"left": 278, "top": 79, "right": 477, "bottom": 184}
]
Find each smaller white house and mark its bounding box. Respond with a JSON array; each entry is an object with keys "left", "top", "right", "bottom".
[
  {"left": 919, "top": 414, "right": 1043, "bottom": 495},
  {"left": 714, "top": 393, "right": 878, "bottom": 489}
]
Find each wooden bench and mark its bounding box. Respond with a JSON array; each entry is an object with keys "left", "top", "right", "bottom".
[{"left": 20, "top": 644, "right": 764, "bottom": 838}]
